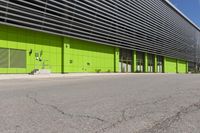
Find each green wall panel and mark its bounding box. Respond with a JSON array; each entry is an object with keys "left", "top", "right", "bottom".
[
  {"left": 177, "top": 60, "right": 187, "bottom": 73},
  {"left": 0, "top": 24, "right": 62, "bottom": 73},
  {"left": 63, "top": 37, "right": 115, "bottom": 73},
  {"left": 164, "top": 57, "right": 177, "bottom": 73}
]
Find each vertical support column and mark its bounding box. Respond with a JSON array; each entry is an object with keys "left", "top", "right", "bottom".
[
  {"left": 163, "top": 56, "right": 166, "bottom": 73},
  {"left": 114, "top": 47, "right": 119, "bottom": 72},
  {"left": 176, "top": 59, "right": 178, "bottom": 73},
  {"left": 154, "top": 55, "right": 157, "bottom": 73},
  {"left": 186, "top": 61, "right": 188, "bottom": 73},
  {"left": 144, "top": 53, "right": 148, "bottom": 72},
  {"left": 61, "top": 37, "right": 65, "bottom": 73},
  {"left": 132, "top": 50, "right": 136, "bottom": 72},
  {"left": 8, "top": 48, "right": 10, "bottom": 69}
]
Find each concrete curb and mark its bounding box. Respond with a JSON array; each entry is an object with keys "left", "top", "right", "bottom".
[{"left": 0, "top": 73, "right": 167, "bottom": 80}]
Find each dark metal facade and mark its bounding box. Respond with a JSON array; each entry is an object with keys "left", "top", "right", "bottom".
[{"left": 0, "top": 0, "right": 199, "bottom": 62}]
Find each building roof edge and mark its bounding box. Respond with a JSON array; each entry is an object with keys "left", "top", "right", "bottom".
[{"left": 164, "top": 0, "right": 200, "bottom": 31}]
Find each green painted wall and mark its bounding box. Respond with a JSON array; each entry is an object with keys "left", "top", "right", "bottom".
[
  {"left": 0, "top": 24, "right": 62, "bottom": 73},
  {"left": 0, "top": 24, "right": 189, "bottom": 74},
  {"left": 63, "top": 37, "right": 115, "bottom": 73},
  {"left": 164, "top": 57, "right": 177, "bottom": 73},
  {"left": 177, "top": 60, "right": 187, "bottom": 73}
]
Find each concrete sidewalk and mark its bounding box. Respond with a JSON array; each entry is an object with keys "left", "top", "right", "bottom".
[{"left": 0, "top": 73, "right": 167, "bottom": 80}]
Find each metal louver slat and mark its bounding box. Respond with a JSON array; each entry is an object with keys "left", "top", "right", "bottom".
[{"left": 0, "top": 0, "right": 199, "bottom": 62}]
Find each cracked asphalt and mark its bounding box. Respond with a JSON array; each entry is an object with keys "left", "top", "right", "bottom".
[{"left": 1, "top": 74, "right": 200, "bottom": 133}]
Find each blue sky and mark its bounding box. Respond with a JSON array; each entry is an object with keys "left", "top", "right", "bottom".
[{"left": 170, "top": 0, "right": 200, "bottom": 27}]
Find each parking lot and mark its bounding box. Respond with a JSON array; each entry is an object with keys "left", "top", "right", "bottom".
[{"left": 0, "top": 74, "right": 200, "bottom": 133}]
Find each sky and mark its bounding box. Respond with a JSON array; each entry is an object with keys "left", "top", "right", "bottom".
[{"left": 170, "top": 0, "right": 200, "bottom": 27}]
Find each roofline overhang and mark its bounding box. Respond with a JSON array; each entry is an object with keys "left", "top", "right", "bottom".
[{"left": 164, "top": 0, "right": 200, "bottom": 31}]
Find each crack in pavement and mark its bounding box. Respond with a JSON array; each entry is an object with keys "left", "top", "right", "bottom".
[
  {"left": 96, "top": 92, "right": 200, "bottom": 133},
  {"left": 138, "top": 100, "right": 200, "bottom": 133},
  {"left": 152, "top": 96, "right": 172, "bottom": 104},
  {"left": 96, "top": 108, "right": 154, "bottom": 133},
  {"left": 96, "top": 95, "right": 173, "bottom": 133},
  {"left": 26, "top": 92, "right": 184, "bottom": 133},
  {"left": 95, "top": 109, "right": 126, "bottom": 133},
  {"left": 26, "top": 93, "right": 106, "bottom": 123}
]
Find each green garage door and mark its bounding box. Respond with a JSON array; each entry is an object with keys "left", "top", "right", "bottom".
[
  {"left": 164, "top": 57, "right": 177, "bottom": 73},
  {"left": 177, "top": 60, "right": 186, "bottom": 73}
]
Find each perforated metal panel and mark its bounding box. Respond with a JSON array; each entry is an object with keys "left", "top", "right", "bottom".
[
  {"left": 0, "top": 0, "right": 199, "bottom": 62},
  {"left": 0, "top": 48, "right": 9, "bottom": 68},
  {"left": 10, "top": 49, "right": 26, "bottom": 68}
]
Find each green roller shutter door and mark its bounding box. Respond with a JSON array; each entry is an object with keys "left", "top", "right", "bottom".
[
  {"left": 0, "top": 48, "right": 9, "bottom": 68},
  {"left": 0, "top": 48, "right": 26, "bottom": 68},
  {"left": 10, "top": 49, "right": 26, "bottom": 68}
]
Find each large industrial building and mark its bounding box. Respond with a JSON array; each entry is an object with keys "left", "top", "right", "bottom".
[{"left": 0, "top": 0, "right": 199, "bottom": 74}]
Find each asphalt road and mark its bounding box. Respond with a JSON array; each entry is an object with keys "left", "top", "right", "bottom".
[{"left": 1, "top": 74, "right": 200, "bottom": 133}]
